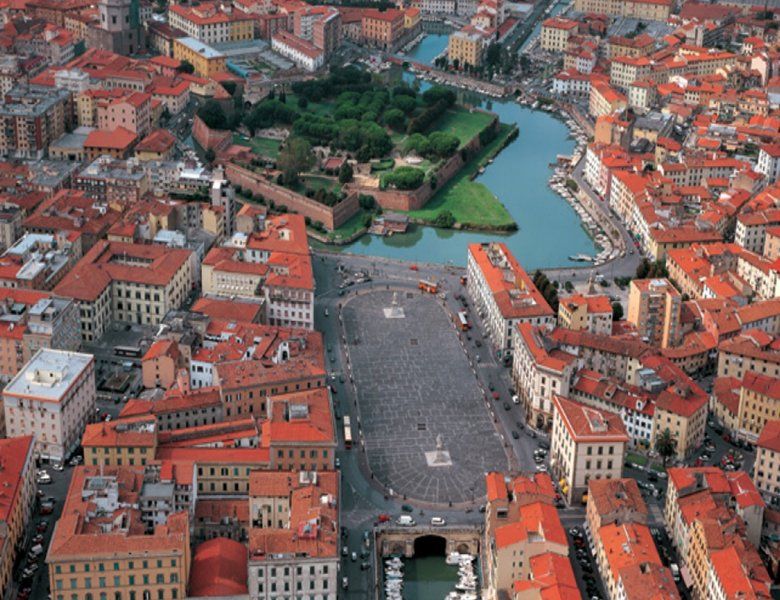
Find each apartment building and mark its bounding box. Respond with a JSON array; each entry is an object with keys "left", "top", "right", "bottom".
[
  {"left": 47, "top": 466, "right": 191, "bottom": 600},
  {"left": 172, "top": 37, "right": 227, "bottom": 77},
  {"left": 202, "top": 214, "right": 314, "bottom": 330},
  {"left": 557, "top": 294, "right": 613, "bottom": 335},
  {"left": 0, "top": 85, "right": 70, "bottom": 159},
  {"left": 735, "top": 207, "right": 780, "bottom": 254},
  {"left": 609, "top": 56, "right": 652, "bottom": 91},
  {"left": 755, "top": 419, "right": 780, "bottom": 506},
  {"left": 551, "top": 395, "right": 628, "bottom": 505},
  {"left": 0, "top": 203, "right": 22, "bottom": 252},
  {"left": 570, "top": 370, "right": 655, "bottom": 449},
  {"left": 82, "top": 414, "right": 158, "bottom": 467},
  {"left": 168, "top": 2, "right": 254, "bottom": 44},
  {"left": 736, "top": 372, "right": 780, "bottom": 443},
  {"left": 483, "top": 472, "right": 568, "bottom": 598},
  {"left": 0, "top": 289, "right": 81, "bottom": 381},
  {"left": 512, "top": 324, "right": 576, "bottom": 430},
  {"left": 247, "top": 471, "right": 339, "bottom": 600},
  {"left": 756, "top": 143, "right": 780, "bottom": 184},
  {"left": 119, "top": 385, "right": 224, "bottom": 431},
  {"left": 589, "top": 79, "right": 627, "bottom": 119},
  {"left": 3, "top": 348, "right": 95, "bottom": 462},
  {"left": 271, "top": 31, "right": 324, "bottom": 72},
  {"left": 585, "top": 478, "right": 648, "bottom": 536},
  {"left": 360, "top": 9, "right": 404, "bottom": 51},
  {"left": 466, "top": 242, "right": 555, "bottom": 358},
  {"left": 447, "top": 29, "right": 485, "bottom": 68},
  {"left": 0, "top": 436, "right": 36, "bottom": 596},
  {"left": 540, "top": 17, "right": 578, "bottom": 53},
  {"left": 717, "top": 330, "right": 780, "bottom": 380},
  {"left": 573, "top": 0, "right": 671, "bottom": 20},
  {"left": 96, "top": 90, "right": 153, "bottom": 138},
  {"left": 54, "top": 240, "right": 194, "bottom": 342},
  {"left": 74, "top": 156, "right": 151, "bottom": 204},
  {"left": 627, "top": 278, "right": 682, "bottom": 348}
]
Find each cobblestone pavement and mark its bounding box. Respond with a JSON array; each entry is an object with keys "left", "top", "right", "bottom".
[{"left": 341, "top": 289, "right": 508, "bottom": 504}]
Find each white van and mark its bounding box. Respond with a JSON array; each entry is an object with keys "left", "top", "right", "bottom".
[
  {"left": 670, "top": 563, "right": 680, "bottom": 581},
  {"left": 396, "top": 515, "right": 416, "bottom": 527}
]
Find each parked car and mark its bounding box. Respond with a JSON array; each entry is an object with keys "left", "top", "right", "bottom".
[
  {"left": 430, "top": 517, "right": 446, "bottom": 526},
  {"left": 376, "top": 514, "right": 391, "bottom": 524}
]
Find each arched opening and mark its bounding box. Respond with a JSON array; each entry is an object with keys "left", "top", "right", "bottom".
[
  {"left": 389, "top": 543, "right": 405, "bottom": 556},
  {"left": 414, "top": 535, "right": 446, "bottom": 557},
  {"left": 456, "top": 543, "right": 470, "bottom": 555}
]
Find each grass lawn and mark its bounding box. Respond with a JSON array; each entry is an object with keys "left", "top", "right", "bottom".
[
  {"left": 431, "top": 108, "right": 495, "bottom": 148},
  {"left": 232, "top": 134, "right": 281, "bottom": 159},
  {"left": 626, "top": 452, "right": 648, "bottom": 466},
  {"left": 322, "top": 208, "right": 369, "bottom": 242},
  {"left": 300, "top": 174, "right": 340, "bottom": 193},
  {"left": 286, "top": 93, "right": 332, "bottom": 117},
  {"left": 406, "top": 124, "right": 515, "bottom": 228}
]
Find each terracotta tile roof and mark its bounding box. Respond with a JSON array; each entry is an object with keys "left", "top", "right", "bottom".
[
  {"left": 494, "top": 501, "right": 567, "bottom": 549},
  {"left": 758, "top": 419, "right": 780, "bottom": 454},
  {"left": 617, "top": 561, "right": 679, "bottom": 600},
  {"left": 189, "top": 538, "right": 248, "bottom": 597},
  {"left": 598, "top": 522, "right": 662, "bottom": 585},
  {"left": 468, "top": 243, "right": 554, "bottom": 320},
  {"left": 192, "top": 296, "right": 263, "bottom": 323},
  {"left": 54, "top": 240, "right": 191, "bottom": 301},
  {"left": 84, "top": 126, "right": 137, "bottom": 151},
  {"left": 513, "top": 552, "right": 579, "bottom": 598},
  {"left": 552, "top": 395, "right": 629, "bottom": 443},
  {"left": 710, "top": 546, "right": 770, "bottom": 599},
  {"left": 0, "top": 436, "right": 33, "bottom": 523},
  {"left": 81, "top": 415, "right": 157, "bottom": 448},
  {"left": 587, "top": 478, "right": 647, "bottom": 521},
  {"left": 743, "top": 371, "right": 780, "bottom": 400},
  {"left": 48, "top": 466, "right": 189, "bottom": 561},
  {"left": 135, "top": 129, "right": 176, "bottom": 154}
]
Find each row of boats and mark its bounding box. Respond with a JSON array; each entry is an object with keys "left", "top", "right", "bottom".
[
  {"left": 445, "top": 553, "right": 479, "bottom": 600},
  {"left": 384, "top": 556, "right": 404, "bottom": 600},
  {"left": 547, "top": 118, "right": 619, "bottom": 267}
]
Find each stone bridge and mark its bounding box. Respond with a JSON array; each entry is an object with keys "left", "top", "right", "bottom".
[{"left": 376, "top": 525, "right": 482, "bottom": 558}]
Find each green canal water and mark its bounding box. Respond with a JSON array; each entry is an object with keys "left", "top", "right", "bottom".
[{"left": 385, "top": 556, "right": 463, "bottom": 600}]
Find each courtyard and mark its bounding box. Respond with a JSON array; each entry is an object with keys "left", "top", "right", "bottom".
[{"left": 341, "top": 289, "right": 508, "bottom": 504}]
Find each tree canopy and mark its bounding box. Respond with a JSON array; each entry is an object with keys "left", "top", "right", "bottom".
[{"left": 278, "top": 137, "right": 315, "bottom": 185}]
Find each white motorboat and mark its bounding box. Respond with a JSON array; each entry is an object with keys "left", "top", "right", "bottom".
[{"left": 446, "top": 552, "right": 463, "bottom": 565}]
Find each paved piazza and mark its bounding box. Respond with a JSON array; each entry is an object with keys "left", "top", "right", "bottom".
[{"left": 342, "top": 290, "right": 508, "bottom": 504}]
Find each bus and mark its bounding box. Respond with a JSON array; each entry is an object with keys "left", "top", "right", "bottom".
[
  {"left": 343, "top": 416, "right": 353, "bottom": 449},
  {"left": 114, "top": 345, "right": 142, "bottom": 358},
  {"left": 419, "top": 279, "right": 438, "bottom": 294},
  {"left": 457, "top": 311, "right": 470, "bottom": 331}
]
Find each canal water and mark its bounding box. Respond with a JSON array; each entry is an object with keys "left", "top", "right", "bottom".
[{"left": 403, "top": 33, "right": 450, "bottom": 65}]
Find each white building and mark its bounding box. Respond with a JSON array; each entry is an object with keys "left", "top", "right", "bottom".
[
  {"left": 3, "top": 349, "right": 96, "bottom": 462},
  {"left": 552, "top": 69, "right": 592, "bottom": 97},
  {"left": 756, "top": 143, "right": 780, "bottom": 183},
  {"left": 466, "top": 242, "right": 555, "bottom": 358},
  {"left": 271, "top": 31, "right": 324, "bottom": 72}
]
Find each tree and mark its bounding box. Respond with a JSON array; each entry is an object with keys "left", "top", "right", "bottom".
[
  {"left": 433, "top": 210, "right": 455, "bottom": 228},
  {"left": 297, "top": 96, "right": 309, "bottom": 109},
  {"left": 197, "top": 100, "right": 227, "bottom": 130},
  {"left": 635, "top": 258, "right": 650, "bottom": 279},
  {"left": 612, "top": 301, "right": 623, "bottom": 321},
  {"left": 381, "top": 167, "right": 424, "bottom": 190},
  {"left": 278, "top": 137, "right": 315, "bottom": 186},
  {"left": 222, "top": 81, "right": 237, "bottom": 96},
  {"left": 383, "top": 108, "right": 406, "bottom": 131},
  {"left": 204, "top": 148, "right": 216, "bottom": 162},
  {"left": 177, "top": 60, "right": 195, "bottom": 74},
  {"left": 358, "top": 194, "right": 375, "bottom": 210},
  {"left": 655, "top": 428, "right": 677, "bottom": 467},
  {"left": 338, "top": 161, "right": 353, "bottom": 184}
]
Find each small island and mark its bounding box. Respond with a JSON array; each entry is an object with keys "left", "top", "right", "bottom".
[{"left": 196, "top": 66, "right": 518, "bottom": 243}]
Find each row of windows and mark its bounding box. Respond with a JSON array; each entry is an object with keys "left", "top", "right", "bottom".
[
  {"left": 55, "top": 560, "right": 176, "bottom": 574},
  {"left": 56, "top": 590, "right": 177, "bottom": 600}
]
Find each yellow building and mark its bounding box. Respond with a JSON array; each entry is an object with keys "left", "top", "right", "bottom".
[
  {"left": 756, "top": 419, "right": 780, "bottom": 505},
  {"left": 551, "top": 395, "right": 628, "bottom": 505},
  {"left": 82, "top": 415, "right": 158, "bottom": 467},
  {"left": 557, "top": 294, "right": 613, "bottom": 335},
  {"left": 652, "top": 387, "right": 708, "bottom": 460},
  {"left": 540, "top": 17, "right": 578, "bottom": 53},
  {"left": 627, "top": 278, "right": 681, "bottom": 348},
  {"left": 47, "top": 466, "right": 190, "bottom": 600},
  {"left": 609, "top": 55, "right": 653, "bottom": 91},
  {"left": 573, "top": 0, "right": 671, "bottom": 20},
  {"left": 589, "top": 79, "right": 627, "bottom": 119},
  {"left": 172, "top": 37, "right": 227, "bottom": 77},
  {"left": 737, "top": 372, "right": 780, "bottom": 443},
  {"left": 717, "top": 331, "right": 780, "bottom": 380},
  {"left": 447, "top": 29, "right": 485, "bottom": 68}
]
